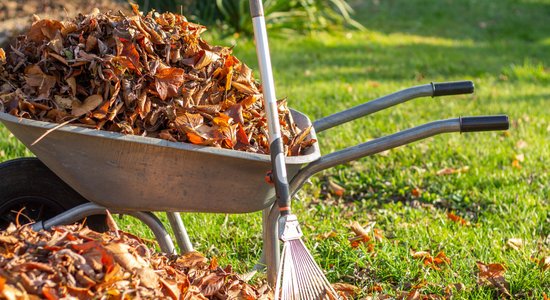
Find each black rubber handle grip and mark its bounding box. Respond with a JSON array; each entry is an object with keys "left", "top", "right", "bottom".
[
  {"left": 460, "top": 115, "right": 509, "bottom": 132},
  {"left": 432, "top": 81, "right": 475, "bottom": 96}
]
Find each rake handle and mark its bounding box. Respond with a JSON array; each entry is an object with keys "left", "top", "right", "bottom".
[{"left": 250, "top": 0, "right": 292, "bottom": 215}]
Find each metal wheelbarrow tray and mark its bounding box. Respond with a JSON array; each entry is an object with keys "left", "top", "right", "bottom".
[{"left": 0, "top": 109, "right": 320, "bottom": 213}]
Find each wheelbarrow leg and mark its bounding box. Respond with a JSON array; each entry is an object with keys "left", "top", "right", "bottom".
[
  {"left": 166, "top": 212, "right": 194, "bottom": 253},
  {"left": 261, "top": 203, "right": 280, "bottom": 287},
  {"left": 31, "top": 202, "right": 176, "bottom": 254}
]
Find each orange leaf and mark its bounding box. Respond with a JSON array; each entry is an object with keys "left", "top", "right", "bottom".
[
  {"left": 476, "top": 261, "right": 506, "bottom": 279},
  {"left": 0, "top": 276, "right": 5, "bottom": 292},
  {"left": 436, "top": 166, "right": 469, "bottom": 176},
  {"left": 28, "top": 19, "right": 64, "bottom": 42},
  {"left": 209, "top": 257, "right": 219, "bottom": 270},
  {"left": 328, "top": 180, "right": 345, "bottom": 197},
  {"left": 539, "top": 256, "right": 550, "bottom": 271},
  {"left": 154, "top": 67, "right": 185, "bottom": 100},
  {"left": 213, "top": 113, "right": 231, "bottom": 127},
  {"left": 119, "top": 37, "right": 142, "bottom": 73},
  {"left": 447, "top": 212, "right": 468, "bottom": 226},
  {"left": 368, "top": 284, "right": 383, "bottom": 293},
  {"left": 236, "top": 124, "right": 250, "bottom": 145},
  {"left": 187, "top": 132, "right": 205, "bottom": 144},
  {"left": 434, "top": 251, "right": 451, "bottom": 265},
  {"left": 42, "top": 286, "right": 60, "bottom": 300}
]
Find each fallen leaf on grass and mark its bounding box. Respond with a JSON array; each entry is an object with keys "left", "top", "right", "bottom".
[
  {"left": 411, "top": 187, "right": 422, "bottom": 197},
  {"left": 506, "top": 238, "right": 524, "bottom": 251},
  {"left": 515, "top": 153, "right": 525, "bottom": 162},
  {"left": 411, "top": 250, "right": 450, "bottom": 270},
  {"left": 436, "top": 166, "right": 469, "bottom": 176},
  {"left": 367, "top": 284, "right": 383, "bottom": 293},
  {"left": 445, "top": 282, "right": 465, "bottom": 296},
  {"left": 332, "top": 283, "right": 359, "bottom": 299},
  {"left": 397, "top": 289, "right": 420, "bottom": 300},
  {"left": 328, "top": 180, "right": 346, "bottom": 197},
  {"left": 476, "top": 261, "right": 511, "bottom": 298},
  {"left": 540, "top": 256, "right": 550, "bottom": 271},
  {"left": 512, "top": 159, "right": 522, "bottom": 169},
  {"left": 349, "top": 221, "right": 378, "bottom": 250},
  {"left": 447, "top": 212, "right": 469, "bottom": 226},
  {"left": 316, "top": 231, "right": 338, "bottom": 240},
  {"left": 516, "top": 140, "right": 528, "bottom": 149}
]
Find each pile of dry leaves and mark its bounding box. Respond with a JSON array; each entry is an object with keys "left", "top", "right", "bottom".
[
  {"left": 0, "top": 221, "right": 272, "bottom": 299},
  {"left": 0, "top": 4, "right": 314, "bottom": 155}
]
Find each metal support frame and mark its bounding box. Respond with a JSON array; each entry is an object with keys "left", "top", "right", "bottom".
[
  {"left": 290, "top": 118, "right": 462, "bottom": 196},
  {"left": 313, "top": 84, "right": 433, "bottom": 132},
  {"left": 31, "top": 202, "right": 176, "bottom": 254},
  {"left": 166, "top": 212, "right": 194, "bottom": 253}
]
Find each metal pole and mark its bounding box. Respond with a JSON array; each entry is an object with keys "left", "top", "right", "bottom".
[
  {"left": 33, "top": 203, "right": 176, "bottom": 254},
  {"left": 250, "top": 0, "right": 286, "bottom": 286},
  {"left": 166, "top": 212, "right": 194, "bottom": 253}
]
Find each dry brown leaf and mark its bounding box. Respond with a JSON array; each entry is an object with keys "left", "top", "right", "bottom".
[
  {"left": 476, "top": 261, "right": 510, "bottom": 298},
  {"left": 411, "top": 187, "right": 422, "bottom": 197},
  {"left": 447, "top": 212, "right": 469, "bottom": 226},
  {"left": 516, "top": 140, "right": 528, "bottom": 149},
  {"left": 72, "top": 94, "right": 103, "bottom": 117},
  {"left": 515, "top": 153, "right": 525, "bottom": 162},
  {"left": 328, "top": 180, "right": 346, "bottom": 197},
  {"left": 436, "top": 166, "right": 469, "bottom": 176},
  {"left": 540, "top": 256, "right": 550, "bottom": 271},
  {"left": 0, "top": 235, "right": 18, "bottom": 244},
  {"left": 332, "top": 283, "right": 359, "bottom": 299},
  {"left": 506, "top": 238, "right": 524, "bottom": 251},
  {"left": 411, "top": 250, "right": 431, "bottom": 259},
  {"left": 316, "top": 231, "right": 338, "bottom": 240}
]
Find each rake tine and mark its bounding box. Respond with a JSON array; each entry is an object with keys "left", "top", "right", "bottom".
[{"left": 275, "top": 225, "right": 339, "bottom": 300}]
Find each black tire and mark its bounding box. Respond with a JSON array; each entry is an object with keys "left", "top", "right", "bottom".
[{"left": 0, "top": 157, "right": 107, "bottom": 231}]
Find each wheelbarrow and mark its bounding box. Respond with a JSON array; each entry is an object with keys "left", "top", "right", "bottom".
[{"left": 0, "top": 2, "right": 510, "bottom": 288}]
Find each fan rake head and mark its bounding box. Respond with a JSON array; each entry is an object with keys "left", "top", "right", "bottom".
[{"left": 275, "top": 215, "right": 340, "bottom": 300}]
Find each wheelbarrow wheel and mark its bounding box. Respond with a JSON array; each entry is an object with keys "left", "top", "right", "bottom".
[{"left": 0, "top": 157, "right": 107, "bottom": 231}]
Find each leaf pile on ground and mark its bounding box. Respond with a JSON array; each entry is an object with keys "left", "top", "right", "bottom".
[
  {"left": 0, "top": 222, "right": 273, "bottom": 299},
  {"left": 0, "top": 5, "right": 314, "bottom": 155}
]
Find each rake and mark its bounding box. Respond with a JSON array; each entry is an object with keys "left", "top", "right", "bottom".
[{"left": 250, "top": 1, "right": 340, "bottom": 298}]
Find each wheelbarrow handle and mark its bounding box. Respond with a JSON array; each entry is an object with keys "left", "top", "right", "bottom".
[
  {"left": 432, "top": 81, "right": 474, "bottom": 96},
  {"left": 290, "top": 115, "right": 509, "bottom": 196},
  {"left": 460, "top": 115, "right": 509, "bottom": 132},
  {"left": 313, "top": 81, "right": 475, "bottom": 133}
]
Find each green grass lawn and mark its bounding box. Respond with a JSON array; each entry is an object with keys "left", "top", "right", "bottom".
[{"left": 1, "top": 0, "right": 549, "bottom": 298}]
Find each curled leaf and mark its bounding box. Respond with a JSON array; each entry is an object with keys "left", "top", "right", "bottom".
[{"left": 72, "top": 94, "right": 103, "bottom": 117}]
